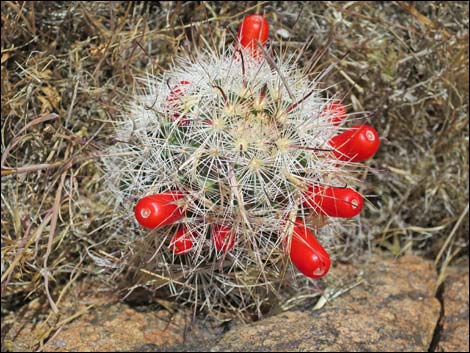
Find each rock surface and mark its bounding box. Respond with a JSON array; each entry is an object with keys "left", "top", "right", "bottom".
[
  {"left": 2, "top": 288, "right": 219, "bottom": 352},
  {"left": 435, "top": 268, "right": 469, "bottom": 352},
  {"left": 46, "top": 304, "right": 219, "bottom": 352},
  {"left": 4, "top": 256, "right": 462, "bottom": 352},
  {"left": 211, "top": 256, "right": 441, "bottom": 352}
]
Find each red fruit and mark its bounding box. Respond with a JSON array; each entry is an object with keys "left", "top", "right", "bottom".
[
  {"left": 325, "top": 102, "right": 347, "bottom": 125},
  {"left": 134, "top": 191, "right": 185, "bottom": 229},
  {"left": 237, "top": 14, "right": 269, "bottom": 57},
  {"left": 288, "top": 219, "right": 330, "bottom": 279},
  {"left": 166, "top": 81, "right": 191, "bottom": 125},
  {"left": 303, "top": 185, "right": 364, "bottom": 218},
  {"left": 329, "top": 125, "right": 380, "bottom": 162},
  {"left": 167, "top": 80, "right": 190, "bottom": 103},
  {"left": 169, "top": 225, "right": 194, "bottom": 255},
  {"left": 212, "top": 224, "right": 236, "bottom": 252}
]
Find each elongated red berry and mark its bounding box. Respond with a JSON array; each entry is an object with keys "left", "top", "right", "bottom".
[
  {"left": 134, "top": 191, "right": 185, "bottom": 229},
  {"left": 329, "top": 125, "right": 380, "bottom": 162},
  {"left": 212, "top": 224, "right": 236, "bottom": 252},
  {"left": 288, "top": 218, "right": 330, "bottom": 279},
  {"left": 169, "top": 225, "right": 194, "bottom": 255},
  {"left": 237, "top": 14, "right": 269, "bottom": 57},
  {"left": 167, "top": 80, "right": 190, "bottom": 103},
  {"left": 303, "top": 185, "right": 364, "bottom": 218},
  {"left": 166, "top": 81, "right": 191, "bottom": 126},
  {"left": 325, "top": 102, "right": 347, "bottom": 125}
]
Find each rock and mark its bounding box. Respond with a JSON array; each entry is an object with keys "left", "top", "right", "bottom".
[
  {"left": 2, "top": 288, "right": 219, "bottom": 352},
  {"left": 211, "top": 255, "right": 441, "bottom": 352},
  {"left": 2, "top": 297, "right": 56, "bottom": 352},
  {"left": 3, "top": 256, "right": 445, "bottom": 352},
  {"left": 43, "top": 303, "right": 218, "bottom": 352},
  {"left": 435, "top": 267, "right": 469, "bottom": 352}
]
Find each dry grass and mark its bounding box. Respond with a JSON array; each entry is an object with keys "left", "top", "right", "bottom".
[{"left": 1, "top": 0, "right": 468, "bottom": 341}]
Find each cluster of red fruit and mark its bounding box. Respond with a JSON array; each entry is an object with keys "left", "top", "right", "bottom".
[
  {"left": 132, "top": 15, "right": 379, "bottom": 279},
  {"left": 134, "top": 191, "right": 235, "bottom": 254}
]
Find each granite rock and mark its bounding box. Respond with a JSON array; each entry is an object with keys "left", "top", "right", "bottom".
[
  {"left": 3, "top": 256, "right": 447, "bottom": 352},
  {"left": 211, "top": 256, "right": 441, "bottom": 352},
  {"left": 435, "top": 268, "right": 469, "bottom": 352}
]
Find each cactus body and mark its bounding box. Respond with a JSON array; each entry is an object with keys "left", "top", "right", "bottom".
[{"left": 102, "top": 16, "right": 378, "bottom": 315}]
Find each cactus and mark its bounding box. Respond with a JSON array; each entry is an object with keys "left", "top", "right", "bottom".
[{"left": 101, "top": 15, "right": 379, "bottom": 316}]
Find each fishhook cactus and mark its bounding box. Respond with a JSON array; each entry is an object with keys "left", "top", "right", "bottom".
[{"left": 102, "top": 14, "right": 379, "bottom": 313}]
